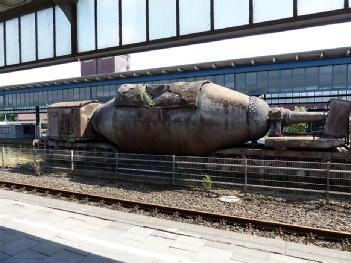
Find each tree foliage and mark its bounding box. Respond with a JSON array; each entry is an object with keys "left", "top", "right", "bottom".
[
  {"left": 283, "top": 106, "right": 308, "bottom": 134},
  {"left": 0, "top": 113, "right": 16, "bottom": 122}
]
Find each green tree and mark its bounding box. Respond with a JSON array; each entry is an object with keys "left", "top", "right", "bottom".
[{"left": 0, "top": 113, "right": 16, "bottom": 122}]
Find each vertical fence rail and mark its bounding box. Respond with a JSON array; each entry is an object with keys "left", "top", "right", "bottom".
[
  {"left": 1, "top": 146, "right": 4, "bottom": 167},
  {"left": 115, "top": 152, "right": 119, "bottom": 177},
  {"left": 172, "top": 155, "right": 176, "bottom": 185},
  {"left": 244, "top": 157, "right": 248, "bottom": 194},
  {"left": 70, "top": 150, "right": 74, "bottom": 172},
  {"left": 32, "top": 148, "right": 35, "bottom": 166},
  {"left": 326, "top": 161, "right": 330, "bottom": 202}
]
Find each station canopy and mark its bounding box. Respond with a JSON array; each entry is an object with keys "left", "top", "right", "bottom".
[
  {"left": 0, "top": 0, "right": 351, "bottom": 73},
  {"left": 0, "top": 1, "right": 29, "bottom": 12}
]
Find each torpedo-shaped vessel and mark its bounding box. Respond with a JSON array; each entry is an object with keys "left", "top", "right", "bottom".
[
  {"left": 44, "top": 81, "right": 351, "bottom": 156},
  {"left": 91, "top": 81, "right": 270, "bottom": 155}
]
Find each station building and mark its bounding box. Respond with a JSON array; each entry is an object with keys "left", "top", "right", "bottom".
[{"left": 1, "top": 47, "right": 351, "bottom": 111}]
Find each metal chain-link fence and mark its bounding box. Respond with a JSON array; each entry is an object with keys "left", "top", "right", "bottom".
[{"left": 0, "top": 146, "right": 350, "bottom": 198}]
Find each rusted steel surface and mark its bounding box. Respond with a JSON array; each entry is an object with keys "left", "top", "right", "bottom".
[
  {"left": 47, "top": 100, "right": 102, "bottom": 142},
  {"left": 115, "top": 82, "right": 200, "bottom": 108},
  {"left": 43, "top": 82, "right": 351, "bottom": 155},
  {"left": 48, "top": 100, "right": 100, "bottom": 108},
  {"left": 0, "top": 179, "right": 350, "bottom": 241},
  {"left": 325, "top": 100, "right": 351, "bottom": 137},
  {"left": 265, "top": 136, "right": 346, "bottom": 150},
  {"left": 214, "top": 147, "right": 351, "bottom": 162},
  {"left": 92, "top": 81, "right": 270, "bottom": 155},
  {"left": 284, "top": 110, "right": 326, "bottom": 125},
  {"left": 268, "top": 108, "right": 326, "bottom": 137}
]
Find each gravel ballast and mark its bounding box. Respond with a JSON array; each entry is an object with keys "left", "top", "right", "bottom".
[
  {"left": 0, "top": 170, "right": 350, "bottom": 251},
  {"left": 0, "top": 170, "right": 351, "bottom": 251}
]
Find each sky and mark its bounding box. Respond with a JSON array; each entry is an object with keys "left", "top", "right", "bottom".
[{"left": 1, "top": 21, "right": 351, "bottom": 86}]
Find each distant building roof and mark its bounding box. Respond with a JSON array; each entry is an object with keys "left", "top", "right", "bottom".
[{"left": 1, "top": 46, "right": 351, "bottom": 92}]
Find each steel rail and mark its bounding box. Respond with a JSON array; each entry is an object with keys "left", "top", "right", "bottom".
[{"left": 0, "top": 179, "right": 350, "bottom": 241}]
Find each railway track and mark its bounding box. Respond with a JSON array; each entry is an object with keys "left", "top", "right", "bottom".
[{"left": 0, "top": 179, "right": 350, "bottom": 242}]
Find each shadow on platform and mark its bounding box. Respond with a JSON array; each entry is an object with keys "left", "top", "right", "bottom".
[{"left": 0, "top": 226, "right": 122, "bottom": 263}]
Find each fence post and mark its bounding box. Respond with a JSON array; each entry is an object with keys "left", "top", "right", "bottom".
[
  {"left": 70, "top": 150, "right": 74, "bottom": 172},
  {"left": 32, "top": 148, "right": 35, "bottom": 164},
  {"left": 172, "top": 155, "right": 176, "bottom": 185},
  {"left": 115, "top": 152, "right": 119, "bottom": 177},
  {"left": 1, "top": 147, "right": 4, "bottom": 167},
  {"left": 326, "top": 161, "right": 330, "bottom": 203},
  {"left": 244, "top": 157, "right": 248, "bottom": 194}
]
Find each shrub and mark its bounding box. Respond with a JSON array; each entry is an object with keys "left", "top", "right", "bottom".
[
  {"left": 31, "top": 156, "right": 41, "bottom": 176},
  {"left": 202, "top": 174, "right": 212, "bottom": 191},
  {"left": 141, "top": 89, "right": 155, "bottom": 107},
  {"left": 284, "top": 106, "right": 307, "bottom": 134}
]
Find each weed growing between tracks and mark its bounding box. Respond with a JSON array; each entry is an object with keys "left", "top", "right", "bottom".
[{"left": 201, "top": 174, "right": 213, "bottom": 192}]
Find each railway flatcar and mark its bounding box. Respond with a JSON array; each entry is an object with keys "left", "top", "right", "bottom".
[{"left": 36, "top": 81, "right": 351, "bottom": 161}]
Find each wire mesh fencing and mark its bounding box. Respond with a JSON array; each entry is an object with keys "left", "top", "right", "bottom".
[{"left": 0, "top": 146, "right": 350, "bottom": 198}]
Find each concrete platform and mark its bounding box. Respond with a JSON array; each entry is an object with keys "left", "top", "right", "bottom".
[{"left": 0, "top": 189, "right": 350, "bottom": 263}]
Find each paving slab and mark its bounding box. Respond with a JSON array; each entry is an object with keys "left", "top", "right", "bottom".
[
  {"left": 0, "top": 237, "right": 40, "bottom": 256},
  {"left": 0, "top": 252, "right": 11, "bottom": 262},
  {"left": 285, "top": 242, "right": 351, "bottom": 263},
  {"left": 3, "top": 249, "right": 49, "bottom": 263},
  {"left": 0, "top": 188, "right": 350, "bottom": 263},
  {"left": 195, "top": 245, "right": 233, "bottom": 262},
  {"left": 41, "top": 249, "right": 86, "bottom": 263},
  {"left": 170, "top": 236, "right": 206, "bottom": 252},
  {"left": 31, "top": 242, "right": 66, "bottom": 257}
]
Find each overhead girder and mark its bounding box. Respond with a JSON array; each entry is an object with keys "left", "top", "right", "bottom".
[
  {"left": 1, "top": 0, "right": 351, "bottom": 73},
  {"left": 0, "top": 0, "right": 76, "bottom": 20}
]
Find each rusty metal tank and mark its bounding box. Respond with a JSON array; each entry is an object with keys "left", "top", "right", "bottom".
[
  {"left": 47, "top": 100, "right": 102, "bottom": 142},
  {"left": 91, "top": 81, "right": 270, "bottom": 155}
]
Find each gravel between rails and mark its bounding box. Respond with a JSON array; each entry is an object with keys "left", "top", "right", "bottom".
[{"left": 0, "top": 170, "right": 351, "bottom": 251}]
